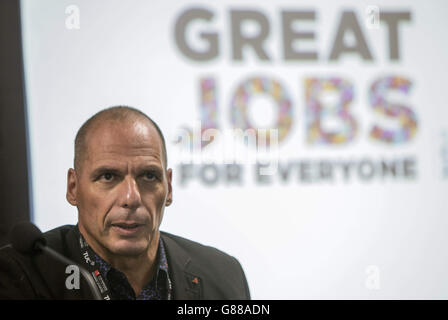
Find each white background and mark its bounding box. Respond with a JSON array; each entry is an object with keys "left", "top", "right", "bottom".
[{"left": 21, "top": 0, "right": 448, "bottom": 298}]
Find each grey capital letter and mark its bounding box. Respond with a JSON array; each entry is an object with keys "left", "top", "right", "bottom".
[
  {"left": 282, "top": 11, "right": 318, "bottom": 61},
  {"left": 329, "top": 10, "right": 373, "bottom": 61},
  {"left": 231, "top": 10, "right": 271, "bottom": 61},
  {"left": 380, "top": 11, "right": 411, "bottom": 60},
  {"left": 174, "top": 8, "right": 219, "bottom": 61}
]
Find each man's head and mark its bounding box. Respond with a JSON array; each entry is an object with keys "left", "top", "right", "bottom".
[
  {"left": 74, "top": 106, "right": 168, "bottom": 172},
  {"left": 66, "top": 106, "right": 172, "bottom": 259}
]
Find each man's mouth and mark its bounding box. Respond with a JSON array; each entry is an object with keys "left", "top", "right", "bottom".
[
  {"left": 111, "top": 223, "right": 143, "bottom": 234},
  {"left": 113, "top": 223, "right": 140, "bottom": 229}
]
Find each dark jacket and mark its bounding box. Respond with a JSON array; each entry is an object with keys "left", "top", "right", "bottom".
[{"left": 0, "top": 225, "right": 250, "bottom": 300}]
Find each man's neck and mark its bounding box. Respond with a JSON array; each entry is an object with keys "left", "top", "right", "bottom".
[
  {"left": 107, "top": 234, "right": 159, "bottom": 296},
  {"left": 79, "top": 226, "right": 160, "bottom": 296}
]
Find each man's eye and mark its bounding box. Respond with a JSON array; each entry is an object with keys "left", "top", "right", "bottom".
[
  {"left": 143, "top": 172, "right": 156, "bottom": 181},
  {"left": 101, "top": 173, "right": 114, "bottom": 181}
]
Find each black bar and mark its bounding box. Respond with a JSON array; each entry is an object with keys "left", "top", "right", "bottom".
[
  {"left": 0, "top": 300, "right": 446, "bottom": 316},
  {"left": 0, "top": 0, "right": 31, "bottom": 246}
]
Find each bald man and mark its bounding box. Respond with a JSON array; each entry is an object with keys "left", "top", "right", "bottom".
[{"left": 0, "top": 106, "right": 250, "bottom": 300}]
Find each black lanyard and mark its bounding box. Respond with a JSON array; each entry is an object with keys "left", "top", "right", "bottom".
[
  {"left": 77, "top": 234, "right": 172, "bottom": 300},
  {"left": 78, "top": 235, "right": 112, "bottom": 300}
]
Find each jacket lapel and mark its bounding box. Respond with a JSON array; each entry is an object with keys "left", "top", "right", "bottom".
[{"left": 161, "top": 232, "right": 202, "bottom": 300}]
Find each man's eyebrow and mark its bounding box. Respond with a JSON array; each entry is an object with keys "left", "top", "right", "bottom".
[
  {"left": 90, "top": 166, "right": 122, "bottom": 177},
  {"left": 90, "top": 164, "right": 164, "bottom": 176},
  {"left": 138, "top": 164, "right": 164, "bottom": 172}
]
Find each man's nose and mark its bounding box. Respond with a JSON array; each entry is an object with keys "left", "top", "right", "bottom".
[{"left": 118, "top": 176, "right": 141, "bottom": 209}]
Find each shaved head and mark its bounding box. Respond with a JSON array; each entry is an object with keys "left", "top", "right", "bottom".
[{"left": 74, "top": 106, "right": 167, "bottom": 172}]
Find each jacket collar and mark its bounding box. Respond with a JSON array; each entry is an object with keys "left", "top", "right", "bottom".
[{"left": 160, "top": 231, "right": 203, "bottom": 300}]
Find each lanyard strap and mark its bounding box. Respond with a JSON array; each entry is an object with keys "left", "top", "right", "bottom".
[{"left": 78, "top": 235, "right": 112, "bottom": 300}]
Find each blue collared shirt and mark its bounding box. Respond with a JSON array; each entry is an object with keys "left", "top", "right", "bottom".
[{"left": 92, "top": 239, "right": 171, "bottom": 300}]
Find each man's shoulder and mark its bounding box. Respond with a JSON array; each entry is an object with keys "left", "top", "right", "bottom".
[
  {"left": 0, "top": 224, "right": 78, "bottom": 276},
  {"left": 0, "top": 224, "right": 80, "bottom": 299},
  {"left": 0, "top": 224, "right": 79, "bottom": 284},
  {"left": 0, "top": 224, "right": 74, "bottom": 256},
  {"left": 160, "top": 231, "right": 250, "bottom": 299},
  {"left": 160, "top": 231, "right": 237, "bottom": 264},
  {"left": 42, "top": 224, "right": 76, "bottom": 247},
  {"left": 160, "top": 231, "right": 248, "bottom": 286}
]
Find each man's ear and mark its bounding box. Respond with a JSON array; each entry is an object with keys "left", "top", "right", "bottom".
[
  {"left": 66, "top": 168, "right": 78, "bottom": 206},
  {"left": 165, "top": 168, "right": 173, "bottom": 206}
]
